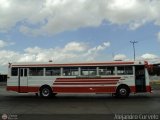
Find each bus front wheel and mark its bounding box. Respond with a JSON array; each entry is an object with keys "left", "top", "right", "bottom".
[
  {"left": 40, "top": 86, "right": 52, "bottom": 98},
  {"left": 116, "top": 86, "right": 130, "bottom": 98}
]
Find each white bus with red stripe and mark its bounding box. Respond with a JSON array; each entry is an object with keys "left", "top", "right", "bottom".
[{"left": 7, "top": 61, "right": 151, "bottom": 98}]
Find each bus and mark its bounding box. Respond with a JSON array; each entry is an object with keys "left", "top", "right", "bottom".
[{"left": 7, "top": 61, "right": 151, "bottom": 98}]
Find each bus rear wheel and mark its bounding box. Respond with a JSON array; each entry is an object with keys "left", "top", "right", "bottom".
[
  {"left": 116, "top": 86, "right": 130, "bottom": 98},
  {"left": 40, "top": 86, "right": 52, "bottom": 98}
]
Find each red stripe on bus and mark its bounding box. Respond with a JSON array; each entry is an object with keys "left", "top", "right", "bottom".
[
  {"left": 53, "top": 82, "right": 118, "bottom": 85},
  {"left": 130, "top": 86, "right": 136, "bottom": 93},
  {"left": 54, "top": 81, "right": 118, "bottom": 83},
  {"left": 56, "top": 77, "right": 121, "bottom": 80},
  {"left": 7, "top": 86, "right": 39, "bottom": 93},
  {"left": 7, "top": 85, "right": 151, "bottom": 94},
  {"left": 55, "top": 78, "right": 120, "bottom": 83},
  {"left": 53, "top": 86, "right": 117, "bottom": 93},
  {"left": 146, "top": 86, "right": 152, "bottom": 92},
  {"left": 54, "top": 80, "right": 119, "bottom": 83},
  {"left": 7, "top": 86, "right": 19, "bottom": 92}
]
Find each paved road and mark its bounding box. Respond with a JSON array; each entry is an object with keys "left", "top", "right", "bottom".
[{"left": 0, "top": 86, "right": 160, "bottom": 120}]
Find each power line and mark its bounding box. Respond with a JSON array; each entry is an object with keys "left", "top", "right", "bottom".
[{"left": 130, "top": 41, "right": 138, "bottom": 61}]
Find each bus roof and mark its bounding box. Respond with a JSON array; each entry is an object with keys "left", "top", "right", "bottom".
[{"left": 10, "top": 61, "right": 148, "bottom": 67}]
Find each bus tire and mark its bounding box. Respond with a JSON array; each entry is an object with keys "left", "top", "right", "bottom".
[
  {"left": 116, "top": 85, "right": 130, "bottom": 98},
  {"left": 35, "top": 93, "right": 39, "bottom": 97},
  {"left": 40, "top": 86, "right": 52, "bottom": 98}
]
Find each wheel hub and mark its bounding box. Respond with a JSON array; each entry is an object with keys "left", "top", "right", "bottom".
[
  {"left": 42, "top": 88, "right": 49, "bottom": 96},
  {"left": 120, "top": 88, "right": 127, "bottom": 95}
]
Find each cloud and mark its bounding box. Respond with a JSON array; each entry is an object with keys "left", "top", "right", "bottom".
[
  {"left": 63, "top": 42, "right": 87, "bottom": 52},
  {"left": 135, "top": 53, "right": 159, "bottom": 64},
  {"left": 1, "top": 0, "right": 160, "bottom": 35},
  {"left": 0, "top": 50, "right": 20, "bottom": 66},
  {"left": 113, "top": 53, "right": 159, "bottom": 62},
  {"left": 140, "top": 53, "right": 158, "bottom": 60},
  {"left": 113, "top": 54, "right": 127, "bottom": 61},
  {"left": 0, "top": 41, "right": 110, "bottom": 69},
  {"left": 0, "top": 0, "right": 43, "bottom": 32},
  {"left": 0, "top": 40, "right": 8, "bottom": 48},
  {"left": 0, "top": 40, "right": 14, "bottom": 48},
  {"left": 85, "top": 42, "right": 110, "bottom": 57}
]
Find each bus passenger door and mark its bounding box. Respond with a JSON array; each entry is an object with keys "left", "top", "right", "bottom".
[
  {"left": 18, "top": 68, "right": 28, "bottom": 93},
  {"left": 135, "top": 66, "right": 146, "bottom": 92}
]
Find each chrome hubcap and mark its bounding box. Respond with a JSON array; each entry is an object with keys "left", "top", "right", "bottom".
[
  {"left": 120, "top": 88, "right": 127, "bottom": 96},
  {"left": 42, "top": 88, "right": 49, "bottom": 96}
]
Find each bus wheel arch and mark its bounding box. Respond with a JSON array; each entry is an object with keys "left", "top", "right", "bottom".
[
  {"left": 116, "top": 84, "right": 130, "bottom": 98},
  {"left": 39, "top": 85, "right": 53, "bottom": 98}
]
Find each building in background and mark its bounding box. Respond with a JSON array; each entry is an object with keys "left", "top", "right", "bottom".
[{"left": 0, "top": 74, "right": 7, "bottom": 82}]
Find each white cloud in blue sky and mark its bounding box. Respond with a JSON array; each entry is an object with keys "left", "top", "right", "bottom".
[
  {"left": 0, "top": 40, "right": 14, "bottom": 48},
  {"left": 0, "top": 0, "right": 160, "bottom": 73},
  {"left": 114, "top": 54, "right": 127, "bottom": 61},
  {"left": 0, "top": 41, "right": 110, "bottom": 67},
  {"left": 0, "top": 40, "right": 8, "bottom": 48},
  {"left": 1, "top": 0, "right": 160, "bottom": 35},
  {"left": 140, "top": 53, "right": 158, "bottom": 60}
]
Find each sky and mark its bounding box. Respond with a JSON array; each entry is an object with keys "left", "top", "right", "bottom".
[{"left": 0, "top": 0, "right": 160, "bottom": 73}]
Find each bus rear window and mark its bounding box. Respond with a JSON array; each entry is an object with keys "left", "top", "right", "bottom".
[{"left": 11, "top": 68, "right": 18, "bottom": 76}]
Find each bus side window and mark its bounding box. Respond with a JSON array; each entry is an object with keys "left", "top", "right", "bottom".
[
  {"left": 11, "top": 68, "right": 18, "bottom": 76},
  {"left": 99, "top": 66, "right": 115, "bottom": 75},
  {"left": 29, "top": 67, "right": 44, "bottom": 76},
  {"left": 45, "top": 67, "right": 61, "bottom": 76},
  {"left": 63, "top": 67, "right": 79, "bottom": 76},
  {"left": 24, "top": 69, "right": 27, "bottom": 77},
  {"left": 125, "top": 66, "right": 133, "bottom": 75},
  {"left": 117, "top": 66, "right": 133, "bottom": 75},
  {"left": 20, "top": 69, "right": 23, "bottom": 76},
  {"left": 81, "top": 67, "right": 97, "bottom": 76}
]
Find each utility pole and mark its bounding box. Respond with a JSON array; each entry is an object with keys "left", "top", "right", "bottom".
[{"left": 130, "top": 41, "right": 138, "bottom": 61}]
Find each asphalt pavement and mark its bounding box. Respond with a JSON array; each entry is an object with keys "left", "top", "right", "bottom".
[{"left": 0, "top": 86, "right": 160, "bottom": 120}]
